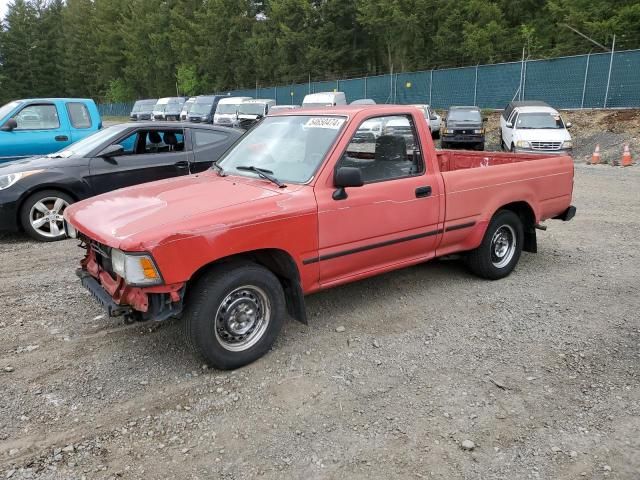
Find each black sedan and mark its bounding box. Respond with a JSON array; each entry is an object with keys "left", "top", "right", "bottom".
[{"left": 0, "top": 122, "right": 243, "bottom": 241}]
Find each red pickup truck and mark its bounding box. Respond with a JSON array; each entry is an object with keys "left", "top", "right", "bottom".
[{"left": 64, "top": 106, "right": 575, "bottom": 369}]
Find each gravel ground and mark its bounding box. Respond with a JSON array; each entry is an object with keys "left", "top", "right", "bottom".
[{"left": 1, "top": 163, "right": 638, "bottom": 479}]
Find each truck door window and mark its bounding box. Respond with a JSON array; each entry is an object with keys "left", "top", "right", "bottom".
[
  {"left": 338, "top": 115, "right": 424, "bottom": 184},
  {"left": 12, "top": 104, "right": 60, "bottom": 130},
  {"left": 67, "top": 102, "right": 92, "bottom": 129}
]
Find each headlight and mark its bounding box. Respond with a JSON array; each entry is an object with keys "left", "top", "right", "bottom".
[
  {"left": 562, "top": 140, "right": 573, "bottom": 149},
  {"left": 444, "top": 128, "right": 453, "bottom": 134},
  {"left": 0, "top": 170, "right": 43, "bottom": 191},
  {"left": 516, "top": 140, "right": 531, "bottom": 149},
  {"left": 473, "top": 129, "right": 484, "bottom": 134},
  {"left": 111, "top": 249, "right": 162, "bottom": 286}
]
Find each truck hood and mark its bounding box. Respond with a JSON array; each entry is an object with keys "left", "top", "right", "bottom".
[
  {"left": 446, "top": 120, "right": 482, "bottom": 129},
  {"left": 513, "top": 129, "right": 571, "bottom": 143},
  {"left": 65, "top": 171, "right": 298, "bottom": 250}
]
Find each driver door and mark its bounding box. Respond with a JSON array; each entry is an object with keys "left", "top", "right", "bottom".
[{"left": 87, "top": 128, "right": 190, "bottom": 195}]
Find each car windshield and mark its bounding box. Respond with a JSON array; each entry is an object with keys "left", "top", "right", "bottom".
[
  {"left": 190, "top": 103, "right": 213, "bottom": 114},
  {"left": 132, "top": 102, "right": 153, "bottom": 113},
  {"left": 48, "top": 124, "right": 130, "bottom": 158},
  {"left": 0, "top": 101, "right": 22, "bottom": 120},
  {"left": 154, "top": 104, "right": 167, "bottom": 112},
  {"left": 448, "top": 109, "right": 481, "bottom": 122},
  {"left": 516, "top": 112, "right": 565, "bottom": 129},
  {"left": 238, "top": 103, "right": 266, "bottom": 115},
  {"left": 218, "top": 115, "right": 345, "bottom": 184},
  {"left": 216, "top": 103, "right": 242, "bottom": 114},
  {"left": 181, "top": 100, "right": 195, "bottom": 112}
]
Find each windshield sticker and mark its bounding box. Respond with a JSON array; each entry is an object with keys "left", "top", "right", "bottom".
[{"left": 304, "top": 117, "right": 345, "bottom": 129}]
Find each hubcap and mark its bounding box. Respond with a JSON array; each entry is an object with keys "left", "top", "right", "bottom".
[
  {"left": 29, "top": 196, "right": 69, "bottom": 238},
  {"left": 491, "top": 224, "right": 516, "bottom": 268},
  {"left": 215, "top": 286, "right": 271, "bottom": 352}
]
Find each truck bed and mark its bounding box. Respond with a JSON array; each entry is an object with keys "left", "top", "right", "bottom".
[{"left": 436, "top": 149, "right": 555, "bottom": 172}]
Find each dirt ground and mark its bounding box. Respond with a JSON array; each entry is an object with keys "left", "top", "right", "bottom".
[{"left": 1, "top": 161, "right": 639, "bottom": 479}]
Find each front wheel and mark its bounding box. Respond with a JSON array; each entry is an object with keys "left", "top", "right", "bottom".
[
  {"left": 466, "top": 210, "right": 524, "bottom": 280},
  {"left": 432, "top": 130, "right": 440, "bottom": 140},
  {"left": 20, "top": 189, "right": 74, "bottom": 241},
  {"left": 183, "top": 262, "right": 286, "bottom": 370}
]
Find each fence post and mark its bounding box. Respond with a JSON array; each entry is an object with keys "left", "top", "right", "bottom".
[
  {"left": 604, "top": 35, "right": 615, "bottom": 108},
  {"left": 364, "top": 75, "right": 367, "bottom": 99},
  {"left": 581, "top": 52, "right": 591, "bottom": 109},
  {"left": 429, "top": 70, "right": 433, "bottom": 106},
  {"left": 473, "top": 64, "right": 478, "bottom": 105},
  {"left": 394, "top": 73, "right": 398, "bottom": 103},
  {"left": 336, "top": 79, "right": 340, "bottom": 92}
]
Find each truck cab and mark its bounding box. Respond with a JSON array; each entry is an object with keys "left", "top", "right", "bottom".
[
  {"left": 500, "top": 101, "right": 573, "bottom": 154},
  {"left": 0, "top": 98, "right": 101, "bottom": 163}
]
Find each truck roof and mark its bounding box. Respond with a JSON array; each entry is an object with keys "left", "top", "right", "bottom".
[{"left": 18, "top": 98, "right": 95, "bottom": 103}]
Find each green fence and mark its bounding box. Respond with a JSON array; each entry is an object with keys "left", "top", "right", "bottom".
[{"left": 99, "top": 49, "right": 640, "bottom": 115}]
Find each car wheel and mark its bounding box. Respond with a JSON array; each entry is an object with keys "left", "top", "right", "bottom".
[
  {"left": 20, "top": 189, "right": 74, "bottom": 242},
  {"left": 432, "top": 130, "right": 440, "bottom": 140},
  {"left": 465, "top": 210, "right": 524, "bottom": 280},
  {"left": 476, "top": 143, "right": 485, "bottom": 151},
  {"left": 511, "top": 144, "right": 516, "bottom": 153},
  {"left": 441, "top": 141, "right": 447, "bottom": 149},
  {"left": 183, "top": 261, "right": 286, "bottom": 370}
]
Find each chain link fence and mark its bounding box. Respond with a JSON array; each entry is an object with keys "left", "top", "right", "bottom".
[{"left": 99, "top": 49, "right": 640, "bottom": 115}]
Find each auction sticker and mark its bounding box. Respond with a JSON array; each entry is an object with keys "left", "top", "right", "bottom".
[{"left": 304, "top": 117, "right": 345, "bottom": 129}]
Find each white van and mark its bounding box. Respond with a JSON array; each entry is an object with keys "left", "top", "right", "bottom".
[
  {"left": 500, "top": 101, "right": 573, "bottom": 154},
  {"left": 237, "top": 99, "right": 276, "bottom": 121},
  {"left": 213, "top": 97, "right": 252, "bottom": 126},
  {"left": 152, "top": 97, "right": 171, "bottom": 121},
  {"left": 302, "top": 92, "right": 347, "bottom": 108}
]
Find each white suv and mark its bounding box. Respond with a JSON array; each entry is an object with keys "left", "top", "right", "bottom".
[{"left": 500, "top": 101, "right": 573, "bottom": 154}]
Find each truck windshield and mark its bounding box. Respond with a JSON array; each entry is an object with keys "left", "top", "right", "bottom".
[
  {"left": 154, "top": 104, "right": 167, "bottom": 112},
  {"left": 238, "top": 104, "right": 266, "bottom": 115},
  {"left": 218, "top": 115, "right": 345, "bottom": 184},
  {"left": 48, "top": 124, "right": 130, "bottom": 158},
  {"left": 448, "top": 109, "right": 481, "bottom": 122},
  {"left": 0, "top": 101, "right": 22, "bottom": 120},
  {"left": 190, "top": 103, "right": 213, "bottom": 114},
  {"left": 516, "top": 112, "right": 565, "bottom": 129},
  {"left": 216, "top": 104, "right": 242, "bottom": 114}
]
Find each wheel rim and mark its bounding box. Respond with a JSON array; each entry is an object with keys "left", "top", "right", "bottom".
[
  {"left": 29, "top": 196, "right": 69, "bottom": 238},
  {"left": 491, "top": 224, "right": 516, "bottom": 268},
  {"left": 214, "top": 285, "right": 271, "bottom": 352}
]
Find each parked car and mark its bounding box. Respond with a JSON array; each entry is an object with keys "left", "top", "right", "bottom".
[
  {"left": 302, "top": 91, "right": 347, "bottom": 108},
  {"left": 0, "top": 99, "right": 101, "bottom": 163},
  {"left": 350, "top": 99, "right": 376, "bottom": 105},
  {"left": 412, "top": 104, "right": 441, "bottom": 139},
  {"left": 213, "top": 97, "right": 252, "bottom": 126},
  {"left": 65, "top": 105, "right": 576, "bottom": 369},
  {"left": 180, "top": 97, "right": 196, "bottom": 121},
  {"left": 441, "top": 106, "right": 486, "bottom": 150},
  {"left": 129, "top": 99, "right": 157, "bottom": 121},
  {"left": 0, "top": 122, "right": 242, "bottom": 241},
  {"left": 152, "top": 97, "right": 186, "bottom": 121},
  {"left": 500, "top": 101, "right": 573, "bottom": 154},
  {"left": 187, "top": 95, "right": 226, "bottom": 124},
  {"left": 268, "top": 105, "right": 300, "bottom": 114},
  {"left": 235, "top": 99, "right": 276, "bottom": 129}
]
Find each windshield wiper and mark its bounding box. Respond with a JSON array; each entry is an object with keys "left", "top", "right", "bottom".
[
  {"left": 211, "top": 162, "right": 226, "bottom": 176},
  {"left": 236, "top": 165, "right": 286, "bottom": 188}
]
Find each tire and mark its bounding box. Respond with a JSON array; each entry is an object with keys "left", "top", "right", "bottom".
[
  {"left": 466, "top": 210, "right": 524, "bottom": 280},
  {"left": 432, "top": 130, "right": 440, "bottom": 140},
  {"left": 441, "top": 141, "right": 448, "bottom": 149},
  {"left": 183, "top": 261, "right": 286, "bottom": 370},
  {"left": 511, "top": 144, "right": 516, "bottom": 153},
  {"left": 476, "top": 143, "right": 485, "bottom": 151},
  {"left": 20, "top": 189, "right": 74, "bottom": 242}
]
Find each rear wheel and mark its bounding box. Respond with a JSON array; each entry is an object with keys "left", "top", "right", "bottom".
[
  {"left": 20, "top": 189, "right": 73, "bottom": 242},
  {"left": 466, "top": 210, "right": 524, "bottom": 280},
  {"left": 183, "top": 262, "right": 286, "bottom": 370}
]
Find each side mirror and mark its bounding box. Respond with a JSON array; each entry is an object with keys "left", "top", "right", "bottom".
[
  {"left": 1, "top": 118, "right": 18, "bottom": 131},
  {"left": 506, "top": 122, "right": 513, "bottom": 129},
  {"left": 333, "top": 166, "right": 363, "bottom": 200},
  {"left": 98, "top": 144, "right": 124, "bottom": 158},
  {"left": 566, "top": 122, "right": 572, "bottom": 129}
]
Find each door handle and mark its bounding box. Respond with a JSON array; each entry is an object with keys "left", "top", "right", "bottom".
[
  {"left": 174, "top": 160, "right": 189, "bottom": 169},
  {"left": 415, "top": 186, "right": 432, "bottom": 198},
  {"left": 55, "top": 135, "right": 68, "bottom": 142}
]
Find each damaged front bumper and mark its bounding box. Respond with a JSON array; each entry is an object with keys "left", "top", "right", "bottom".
[{"left": 78, "top": 242, "right": 185, "bottom": 322}]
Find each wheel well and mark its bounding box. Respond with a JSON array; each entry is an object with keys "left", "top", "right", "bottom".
[
  {"left": 188, "top": 249, "right": 308, "bottom": 324},
  {"left": 16, "top": 186, "right": 79, "bottom": 231},
  {"left": 499, "top": 201, "right": 537, "bottom": 253}
]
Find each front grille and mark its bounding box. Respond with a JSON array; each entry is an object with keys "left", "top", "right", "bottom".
[
  {"left": 454, "top": 129, "right": 477, "bottom": 135},
  {"left": 90, "top": 241, "right": 115, "bottom": 277},
  {"left": 530, "top": 141, "right": 562, "bottom": 150}
]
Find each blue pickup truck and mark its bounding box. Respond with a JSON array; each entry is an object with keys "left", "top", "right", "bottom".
[{"left": 0, "top": 98, "right": 102, "bottom": 163}]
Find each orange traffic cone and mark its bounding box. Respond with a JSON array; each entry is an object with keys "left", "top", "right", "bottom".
[
  {"left": 590, "top": 144, "right": 601, "bottom": 165},
  {"left": 621, "top": 144, "right": 633, "bottom": 167}
]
